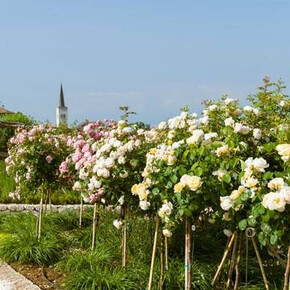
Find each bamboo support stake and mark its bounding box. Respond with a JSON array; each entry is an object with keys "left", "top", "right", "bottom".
[
  {"left": 148, "top": 218, "right": 160, "bottom": 290},
  {"left": 234, "top": 233, "right": 243, "bottom": 290},
  {"left": 121, "top": 205, "right": 127, "bottom": 267},
  {"left": 165, "top": 236, "right": 169, "bottom": 271},
  {"left": 212, "top": 231, "right": 237, "bottom": 286},
  {"left": 185, "top": 219, "right": 192, "bottom": 290},
  {"left": 284, "top": 246, "right": 290, "bottom": 290},
  {"left": 226, "top": 233, "right": 238, "bottom": 289},
  {"left": 251, "top": 237, "right": 269, "bottom": 290},
  {"left": 37, "top": 194, "right": 43, "bottom": 241},
  {"left": 79, "top": 196, "right": 83, "bottom": 228},
  {"left": 91, "top": 203, "right": 97, "bottom": 250}
]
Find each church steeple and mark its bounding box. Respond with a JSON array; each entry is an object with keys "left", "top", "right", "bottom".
[
  {"left": 59, "top": 84, "right": 65, "bottom": 107},
  {"left": 56, "top": 84, "right": 68, "bottom": 127}
]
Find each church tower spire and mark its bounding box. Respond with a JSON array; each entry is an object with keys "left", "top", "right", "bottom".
[{"left": 56, "top": 83, "right": 68, "bottom": 127}]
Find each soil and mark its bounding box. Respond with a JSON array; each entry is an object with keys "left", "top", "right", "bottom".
[{"left": 10, "top": 262, "right": 64, "bottom": 290}]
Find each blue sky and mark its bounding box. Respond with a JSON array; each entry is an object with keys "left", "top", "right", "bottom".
[{"left": 0, "top": 0, "right": 289, "bottom": 125}]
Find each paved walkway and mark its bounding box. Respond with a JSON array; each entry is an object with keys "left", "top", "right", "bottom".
[{"left": 0, "top": 262, "right": 40, "bottom": 290}]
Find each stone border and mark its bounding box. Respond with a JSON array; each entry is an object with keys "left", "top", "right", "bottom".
[
  {"left": 0, "top": 203, "right": 93, "bottom": 213},
  {"left": 0, "top": 261, "right": 40, "bottom": 290}
]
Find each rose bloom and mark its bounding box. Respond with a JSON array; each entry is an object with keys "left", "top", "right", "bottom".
[
  {"left": 45, "top": 156, "right": 53, "bottom": 163},
  {"left": 220, "top": 196, "right": 233, "bottom": 211},
  {"left": 216, "top": 145, "right": 230, "bottom": 157},
  {"left": 262, "top": 192, "right": 286, "bottom": 212},
  {"left": 268, "top": 178, "right": 285, "bottom": 191},
  {"left": 162, "top": 229, "right": 172, "bottom": 237},
  {"left": 276, "top": 144, "right": 290, "bottom": 162},
  {"left": 187, "top": 176, "right": 202, "bottom": 191},
  {"left": 174, "top": 182, "right": 184, "bottom": 193}
]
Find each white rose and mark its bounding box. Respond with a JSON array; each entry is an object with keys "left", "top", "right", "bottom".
[
  {"left": 158, "top": 121, "right": 167, "bottom": 130},
  {"left": 118, "top": 156, "right": 126, "bottom": 164},
  {"left": 162, "top": 229, "right": 172, "bottom": 238},
  {"left": 268, "top": 178, "right": 285, "bottom": 191},
  {"left": 105, "top": 158, "right": 115, "bottom": 168},
  {"left": 234, "top": 123, "right": 251, "bottom": 135},
  {"left": 252, "top": 158, "right": 269, "bottom": 172},
  {"left": 139, "top": 200, "right": 150, "bottom": 210},
  {"left": 224, "top": 117, "right": 235, "bottom": 127},
  {"left": 186, "top": 129, "right": 204, "bottom": 145},
  {"left": 119, "top": 170, "right": 128, "bottom": 178},
  {"left": 280, "top": 186, "right": 290, "bottom": 204},
  {"left": 253, "top": 128, "right": 262, "bottom": 140},
  {"left": 220, "top": 196, "right": 233, "bottom": 211},
  {"left": 262, "top": 192, "right": 286, "bottom": 212}
]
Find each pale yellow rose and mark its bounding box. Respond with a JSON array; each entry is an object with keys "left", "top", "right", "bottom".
[{"left": 174, "top": 182, "right": 184, "bottom": 193}]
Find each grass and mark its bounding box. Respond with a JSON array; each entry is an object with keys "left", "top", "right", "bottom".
[{"left": 0, "top": 210, "right": 285, "bottom": 289}]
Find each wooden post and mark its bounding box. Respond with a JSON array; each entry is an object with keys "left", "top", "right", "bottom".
[
  {"left": 284, "top": 246, "right": 290, "bottom": 290},
  {"left": 251, "top": 237, "right": 269, "bottom": 290},
  {"left": 234, "top": 233, "right": 242, "bottom": 290},
  {"left": 121, "top": 205, "right": 127, "bottom": 267},
  {"left": 212, "top": 232, "right": 237, "bottom": 286},
  {"left": 165, "top": 236, "right": 169, "bottom": 271},
  {"left": 148, "top": 218, "right": 160, "bottom": 290},
  {"left": 79, "top": 196, "right": 83, "bottom": 228},
  {"left": 226, "top": 233, "right": 238, "bottom": 289},
  {"left": 37, "top": 193, "right": 43, "bottom": 242},
  {"left": 91, "top": 203, "right": 97, "bottom": 250},
  {"left": 185, "top": 219, "right": 192, "bottom": 290}
]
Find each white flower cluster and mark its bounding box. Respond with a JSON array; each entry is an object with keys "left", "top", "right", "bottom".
[
  {"left": 276, "top": 144, "right": 290, "bottom": 162},
  {"left": 262, "top": 179, "right": 290, "bottom": 212}
]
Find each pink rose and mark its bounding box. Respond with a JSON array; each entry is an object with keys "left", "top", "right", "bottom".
[{"left": 46, "top": 156, "right": 53, "bottom": 163}]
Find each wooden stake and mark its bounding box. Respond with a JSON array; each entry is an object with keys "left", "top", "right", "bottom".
[
  {"left": 212, "top": 232, "right": 237, "bottom": 286},
  {"left": 185, "top": 219, "right": 192, "bottom": 290},
  {"left": 251, "top": 237, "right": 269, "bottom": 290},
  {"left": 148, "top": 218, "right": 160, "bottom": 290},
  {"left": 121, "top": 205, "right": 127, "bottom": 267},
  {"left": 284, "top": 246, "right": 290, "bottom": 290},
  {"left": 37, "top": 194, "right": 43, "bottom": 242},
  {"left": 79, "top": 196, "right": 83, "bottom": 228},
  {"left": 159, "top": 235, "right": 164, "bottom": 290},
  {"left": 234, "top": 233, "right": 242, "bottom": 290},
  {"left": 91, "top": 203, "right": 97, "bottom": 250},
  {"left": 226, "top": 233, "right": 238, "bottom": 289},
  {"left": 165, "top": 236, "right": 169, "bottom": 271}
]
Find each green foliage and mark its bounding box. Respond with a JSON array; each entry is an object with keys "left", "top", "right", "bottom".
[
  {"left": 0, "top": 213, "right": 63, "bottom": 265},
  {"left": 0, "top": 112, "right": 35, "bottom": 149},
  {"left": 0, "top": 161, "right": 15, "bottom": 202}
]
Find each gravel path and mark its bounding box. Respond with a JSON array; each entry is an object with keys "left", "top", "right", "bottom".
[{"left": 0, "top": 261, "right": 40, "bottom": 290}]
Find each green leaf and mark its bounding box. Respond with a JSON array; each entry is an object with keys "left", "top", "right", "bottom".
[
  {"left": 223, "top": 174, "right": 231, "bottom": 184},
  {"left": 170, "top": 175, "right": 178, "bottom": 184},
  {"left": 270, "top": 233, "right": 278, "bottom": 245},
  {"left": 194, "top": 167, "right": 203, "bottom": 176},
  {"left": 248, "top": 217, "right": 257, "bottom": 227},
  {"left": 258, "top": 232, "right": 267, "bottom": 246},
  {"left": 152, "top": 187, "right": 159, "bottom": 195},
  {"left": 261, "top": 223, "right": 271, "bottom": 235},
  {"left": 263, "top": 171, "right": 273, "bottom": 180},
  {"left": 238, "top": 219, "right": 247, "bottom": 231}
]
